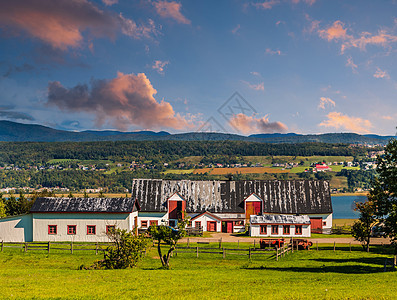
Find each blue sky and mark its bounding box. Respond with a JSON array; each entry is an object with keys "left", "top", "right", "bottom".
[{"left": 0, "top": 0, "right": 396, "bottom": 135}]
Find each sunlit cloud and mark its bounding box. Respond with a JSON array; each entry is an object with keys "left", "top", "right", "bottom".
[
  {"left": 102, "top": 0, "right": 118, "bottom": 6},
  {"left": 0, "top": 0, "right": 157, "bottom": 50},
  {"left": 252, "top": 0, "right": 279, "bottom": 10},
  {"left": 152, "top": 60, "right": 170, "bottom": 74},
  {"left": 373, "top": 67, "right": 390, "bottom": 79},
  {"left": 265, "top": 48, "right": 282, "bottom": 55},
  {"left": 46, "top": 72, "right": 195, "bottom": 131},
  {"left": 318, "top": 97, "right": 336, "bottom": 110},
  {"left": 242, "top": 81, "right": 265, "bottom": 91},
  {"left": 229, "top": 113, "right": 288, "bottom": 134},
  {"left": 154, "top": 1, "right": 191, "bottom": 24},
  {"left": 346, "top": 56, "right": 358, "bottom": 73},
  {"left": 319, "top": 112, "right": 372, "bottom": 133}
]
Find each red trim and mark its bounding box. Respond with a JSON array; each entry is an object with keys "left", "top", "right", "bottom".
[
  {"left": 207, "top": 221, "right": 217, "bottom": 232},
  {"left": 166, "top": 192, "right": 186, "bottom": 202},
  {"left": 87, "top": 225, "right": 96, "bottom": 235},
  {"left": 195, "top": 221, "right": 201, "bottom": 229},
  {"left": 149, "top": 220, "right": 158, "bottom": 226},
  {"left": 67, "top": 225, "right": 76, "bottom": 235},
  {"left": 31, "top": 211, "right": 131, "bottom": 214},
  {"left": 283, "top": 225, "right": 290, "bottom": 235},
  {"left": 271, "top": 225, "right": 278, "bottom": 235},
  {"left": 48, "top": 225, "right": 57, "bottom": 235},
  {"left": 106, "top": 225, "right": 115, "bottom": 233},
  {"left": 190, "top": 211, "right": 222, "bottom": 222},
  {"left": 295, "top": 225, "right": 303, "bottom": 235},
  {"left": 141, "top": 220, "right": 148, "bottom": 228},
  {"left": 260, "top": 225, "right": 267, "bottom": 234},
  {"left": 251, "top": 223, "right": 309, "bottom": 226}
]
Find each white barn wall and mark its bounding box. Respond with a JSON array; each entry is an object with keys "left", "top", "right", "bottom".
[
  {"left": 138, "top": 212, "right": 168, "bottom": 228},
  {"left": 250, "top": 224, "right": 311, "bottom": 237},
  {"left": 309, "top": 213, "right": 333, "bottom": 234},
  {"left": 0, "top": 214, "right": 33, "bottom": 242},
  {"left": 32, "top": 213, "right": 134, "bottom": 242}
]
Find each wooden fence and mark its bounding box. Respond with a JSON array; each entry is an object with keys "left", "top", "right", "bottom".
[
  {"left": 174, "top": 245, "right": 277, "bottom": 259},
  {"left": 0, "top": 241, "right": 111, "bottom": 255}
]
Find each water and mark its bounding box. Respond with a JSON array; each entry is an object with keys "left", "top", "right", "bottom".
[{"left": 331, "top": 195, "right": 367, "bottom": 219}]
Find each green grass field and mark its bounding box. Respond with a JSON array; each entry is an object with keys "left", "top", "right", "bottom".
[{"left": 1, "top": 242, "right": 396, "bottom": 299}]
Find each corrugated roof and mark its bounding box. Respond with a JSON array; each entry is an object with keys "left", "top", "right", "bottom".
[
  {"left": 131, "top": 179, "right": 332, "bottom": 214},
  {"left": 30, "top": 197, "right": 135, "bottom": 213},
  {"left": 250, "top": 214, "right": 311, "bottom": 224}
]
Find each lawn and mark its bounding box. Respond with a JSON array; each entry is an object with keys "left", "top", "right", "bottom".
[{"left": 1, "top": 242, "right": 396, "bottom": 299}]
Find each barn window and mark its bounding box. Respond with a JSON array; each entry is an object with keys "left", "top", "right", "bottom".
[
  {"left": 87, "top": 225, "right": 96, "bottom": 235},
  {"left": 271, "top": 225, "right": 278, "bottom": 235},
  {"left": 106, "top": 225, "right": 115, "bottom": 234},
  {"left": 150, "top": 220, "right": 158, "bottom": 226},
  {"left": 260, "top": 225, "right": 267, "bottom": 234},
  {"left": 67, "top": 225, "right": 76, "bottom": 235},
  {"left": 195, "top": 221, "right": 201, "bottom": 229},
  {"left": 48, "top": 225, "right": 57, "bottom": 235},
  {"left": 283, "top": 225, "right": 290, "bottom": 235},
  {"left": 188, "top": 221, "right": 192, "bottom": 227},
  {"left": 141, "top": 221, "right": 148, "bottom": 228},
  {"left": 295, "top": 225, "right": 302, "bottom": 235},
  {"left": 323, "top": 221, "right": 326, "bottom": 226}
]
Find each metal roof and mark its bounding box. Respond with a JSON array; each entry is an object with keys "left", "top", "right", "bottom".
[
  {"left": 250, "top": 214, "right": 311, "bottom": 224},
  {"left": 30, "top": 197, "right": 135, "bottom": 213},
  {"left": 131, "top": 179, "right": 332, "bottom": 214}
]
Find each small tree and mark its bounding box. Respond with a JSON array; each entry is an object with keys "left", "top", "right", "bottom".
[
  {"left": 0, "top": 193, "right": 6, "bottom": 218},
  {"left": 148, "top": 217, "right": 190, "bottom": 269},
  {"left": 83, "top": 190, "right": 89, "bottom": 198},
  {"left": 85, "top": 228, "right": 149, "bottom": 269},
  {"left": 351, "top": 199, "right": 377, "bottom": 252},
  {"left": 68, "top": 191, "right": 74, "bottom": 198}
]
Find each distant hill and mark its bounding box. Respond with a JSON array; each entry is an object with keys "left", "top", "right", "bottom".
[{"left": 0, "top": 120, "right": 394, "bottom": 144}]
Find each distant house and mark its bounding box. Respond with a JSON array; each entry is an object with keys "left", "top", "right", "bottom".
[{"left": 314, "top": 164, "right": 331, "bottom": 172}]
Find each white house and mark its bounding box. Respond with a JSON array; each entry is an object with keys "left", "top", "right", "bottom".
[
  {"left": 0, "top": 197, "right": 139, "bottom": 242},
  {"left": 250, "top": 214, "right": 311, "bottom": 237}
]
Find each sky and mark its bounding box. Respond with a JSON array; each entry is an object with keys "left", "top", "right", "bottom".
[{"left": 0, "top": 0, "right": 397, "bottom": 136}]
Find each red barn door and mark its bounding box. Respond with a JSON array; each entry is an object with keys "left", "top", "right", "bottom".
[
  {"left": 207, "top": 221, "right": 217, "bottom": 232},
  {"left": 310, "top": 218, "right": 323, "bottom": 233}
]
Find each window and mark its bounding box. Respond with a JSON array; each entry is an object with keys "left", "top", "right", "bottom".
[
  {"left": 169, "top": 220, "right": 176, "bottom": 227},
  {"left": 106, "top": 225, "right": 115, "bottom": 234},
  {"left": 295, "top": 225, "right": 302, "bottom": 235},
  {"left": 48, "top": 225, "right": 57, "bottom": 235},
  {"left": 260, "top": 225, "right": 267, "bottom": 234},
  {"left": 149, "top": 220, "right": 158, "bottom": 226},
  {"left": 323, "top": 221, "right": 327, "bottom": 226},
  {"left": 234, "top": 220, "right": 244, "bottom": 226},
  {"left": 87, "top": 225, "right": 96, "bottom": 235},
  {"left": 67, "top": 225, "right": 76, "bottom": 235},
  {"left": 195, "top": 221, "right": 201, "bottom": 229},
  {"left": 271, "top": 225, "right": 278, "bottom": 235},
  {"left": 141, "top": 220, "right": 148, "bottom": 228},
  {"left": 283, "top": 225, "right": 290, "bottom": 235}
]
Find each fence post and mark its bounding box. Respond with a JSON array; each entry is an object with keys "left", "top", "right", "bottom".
[
  {"left": 254, "top": 239, "right": 256, "bottom": 248},
  {"left": 47, "top": 242, "right": 50, "bottom": 254},
  {"left": 71, "top": 241, "right": 73, "bottom": 254},
  {"left": 24, "top": 242, "right": 27, "bottom": 252},
  {"left": 349, "top": 242, "right": 351, "bottom": 253},
  {"left": 219, "top": 238, "right": 222, "bottom": 249},
  {"left": 223, "top": 247, "right": 225, "bottom": 259},
  {"left": 187, "top": 238, "right": 190, "bottom": 247},
  {"left": 96, "top": 242, "right": 98, "bottom": 255},
  {"left": 1, "top": 240, "right": 3, "bottom": 252},
  {"left": 249, "top": 247, "right": 251, "bottom": 259},
  {"left": 196, "top": 246, "right": 199, "bottom": 258},
  {"left": 333, "top": 241, "right": 336, "bottom": 252},
  {"left": 276, "top": 247, "right": 279, "bottom": 261},
  {"left": 394, "top": 255, "right": 396, "bottom": 268}
]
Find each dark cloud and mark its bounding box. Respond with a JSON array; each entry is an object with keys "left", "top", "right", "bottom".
[
  {"left": 2, "top": 63, "right": 35, "bottom": 78},
  {"left": 47, "top": 72, "right": 195, "bottom": 131},
  {"left": 0, "top": 109, "right": 35, "bottom": 121}
]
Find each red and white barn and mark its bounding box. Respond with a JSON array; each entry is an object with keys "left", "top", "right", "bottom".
[{"left": 250, "top": 214, "right": 311, "bottom": 237}]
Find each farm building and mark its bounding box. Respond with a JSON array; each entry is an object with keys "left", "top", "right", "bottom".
[
  {"left": 131, "top": 179, "right": 333, "bottom": 234},
  {"left": 0, "top": 197, "right": 139, "bottom": 242},
  {"left": 250, "top": 214, "right": 311, "bottom": 237}
]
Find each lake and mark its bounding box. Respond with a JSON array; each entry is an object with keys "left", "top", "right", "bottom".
[{"left": 331, "top": 195, "right": 367, "bottom": 219}]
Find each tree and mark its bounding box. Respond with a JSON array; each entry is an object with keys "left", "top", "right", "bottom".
[
  {"left": 68, "top": 191, "right": 74, "bottom": 198},
  {"left": 85, "top": 228, "right": 149, "bottom": 269},
  {"left": 83, "top": 190, "right": 89, "bottom": 198},
  {"left": 5, "top": 192, "right": 19, "bottom": 216},
  {"left": 351, "top": 199, "right": 377, "bottom": 252},
  {"left": 370, "top": 138, "right": 397, "bottom": 253},
  {"left": 148, "top": 217, "right": 190, "bottom": 269},
  {"left": 0, "top": 193, "right": 6, "bottom": 218}
]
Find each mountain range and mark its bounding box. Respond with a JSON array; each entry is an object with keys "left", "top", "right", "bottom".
[{"left": 0, "top": 120, "right": 394, "bottom": 144}]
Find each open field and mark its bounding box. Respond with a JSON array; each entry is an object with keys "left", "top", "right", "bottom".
[
  {"left": 163, "top": 169, "right": 195, "bottom": 174},
  {"left": 194, "top": 167, "right": 289, "bottom": 175},
  {"left": 0, "top": 242, "right": 396, "bottom": 299}
]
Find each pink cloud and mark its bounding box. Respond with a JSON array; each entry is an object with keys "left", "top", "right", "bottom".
[
  {"left": 346, "top": 56, "right": 358, "bottom": 73},
  {"left": 252, "top": 0, "right": 280, "bottom": 10},
  {"left": 373, "top": 67, "right": 390, "bottom": 79},
  {"left": 229, "top": 113, "right": 288, "bottom": 134},
  {"left": 0, "top": 0, "right": 157, "bottom": 50},
  {"left": 102, "top": 0, "right": 118, "bottom": 6},
  {"left": 318, "top": 97, "right": 336, "bottom": 110},
  {"left": 318, "top": 21, "right": 350, "bottom": 42},
  {"left": 319, "top": 112, "right": 372, "bottom": 134},
  {"left": 265, "top": 48, "right": 282, "bottom": 55},
  {"left": 47, "top": 72, "right": 195, "bottom": 131},
  {"left": 152, "top": 60, "right": 170, "bottom": 74},
  {"left": 154, "top": 1, "right": 191, "bottom": 24},
  {"left": 242, "top": 81, "right": 265, "bottom": 91}
]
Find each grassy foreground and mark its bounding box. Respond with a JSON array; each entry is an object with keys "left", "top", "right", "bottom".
[{"left": 1, "top": 242, "right": 396, "bottom": 299}]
